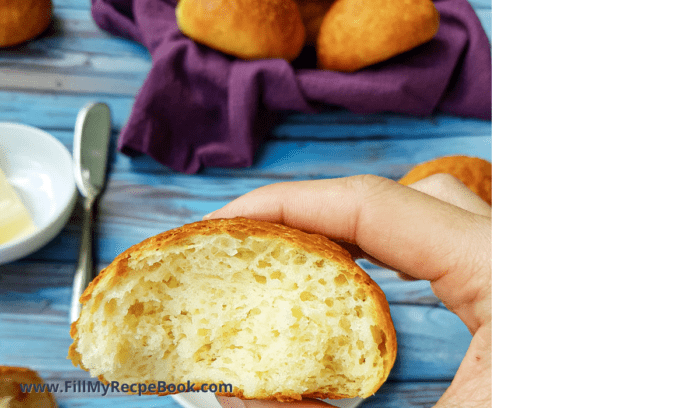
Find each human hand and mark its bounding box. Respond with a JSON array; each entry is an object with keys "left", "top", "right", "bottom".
[{"left": 206, "top": 174, "right": 492, "bottom": 408}]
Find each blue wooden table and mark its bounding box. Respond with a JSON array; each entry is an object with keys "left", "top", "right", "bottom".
[{"left": 0, "top": 1, "right": 491, "bottom": 407}]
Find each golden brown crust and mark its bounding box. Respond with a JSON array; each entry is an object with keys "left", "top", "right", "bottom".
[
  {"left": 70, "top": 217, "right": 397, "bottom": 400},
  {"left": 316, "top": 0, "right": 439, "bottom": 72},
  {"left": 399, "top": 155, "right": 492, "bottom": 205},
  {"left": 175, "top": 0, "right": 306, "bottom": 61},
  {"left": 296, "top": 0, "right": 336, "bottom": 45},
  {"left": 0, "top": 366, "right": 57, "bottom": 408},
  {"left": 0, "top": 0, "right": 53, "bottom": 47}
]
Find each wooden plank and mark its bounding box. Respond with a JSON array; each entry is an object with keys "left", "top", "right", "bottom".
[
  {"left": 0, "top": 91, "right": 490, "bottom": 141},
  {"left": 1, "top": 8, "right": 150, "bottom": 58},
  {"left": 1, "top": 122, "right": 488, "bottom": 264},
  {"left": 0, "top": 8, "right": 150, "bottom": 95},
  {"left": 56, "top": 396, "right": 182, "bottom": 407},
  {"left": 0, "top": 70, "right": 144, "bottom": 96},
  {"left": 217, "top": 135, "right": 491, "bottom": 177},
  {"left": 0, "top": 92, "right": 136, "bottom": 130},
  {"left": 467, "top": 0, "right": 492, "bottom": 10},
  {"left": 476, "top": 10, "right": 493, "bottom": 42},
  {"left": 0, "top": 51, "right": 149, "bottom": 75},
  {"left": 23, "top": 141, "right": 489, "bottom": 263},
  {"left": 363, "top": 381, "right": 452, "bottom": 408},
  {"left": 389, "top": 305, "right": 470, "bottom": 381},
  {"left": 53, "top": 0, "right": 94, "bottom": 9},
  {"left": 273, "top": 113, "right": 492, "bottom": 139},
  {"left": 0, "top": 121, "right": 488, "bottom": 197},
  {"left": 42, "top": 8, "right": 148, "bottom": 56}
]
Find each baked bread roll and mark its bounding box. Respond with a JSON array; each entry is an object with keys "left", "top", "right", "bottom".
[
  {"left": 0, "top": 0, "right": 52, "bottom": 47},
  {"left": 316, "top": 0, "right": 440, "bottom": 72},
  {"left": 68, "top": 217, "right": 397, "bottom": 401},
  {"left": 399, "top": 155, "right": 492, "bottom": 205},
  {"left": 296, "top": 0, "right": 336, "bottom": 45},
  {"left": 0, "top": 366, "right": 57, "bottom": 408},
  {"left": 176, "top": 0, "right": 306, "bottom": 61}
]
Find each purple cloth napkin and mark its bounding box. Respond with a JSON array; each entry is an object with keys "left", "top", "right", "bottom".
[{"left": 92, "top": 0, "right": 492, "bottom": 173}]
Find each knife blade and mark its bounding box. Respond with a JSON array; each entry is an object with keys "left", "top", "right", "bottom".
[{"left": 70, "top": 102, "right": 111, "bottom": 323}]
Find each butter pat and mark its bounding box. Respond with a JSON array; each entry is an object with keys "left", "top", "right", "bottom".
[{"left": 0, "top": 167, "right": 37, "bottom": 245}]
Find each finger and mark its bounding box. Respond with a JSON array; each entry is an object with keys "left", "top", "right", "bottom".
[
  {"left": 399, "top": 173, "right": 489, "bottom": 282},
  {"left": 216, "top": 396, "right": 334, "bottom": 407},
  {"left": 396, "top": 272, "right": 420, "bottom": 282},
  {"left": 338, "top": 174, "right": 488, "bottom": 282},
  {"left": 334, "top": 241, "right": 414, "bottom": 279},
  {"left": 336, "top": 241, "right": 418, "bottom": 281},
  {"left": 205, "top": 175, "right": 491, "bottom": 330},
  {"left": 435, "top": 323, "right": 492, "bottom": 407},
  {"left": 405, "top": 173, "right": 492, "bottom": 217}
]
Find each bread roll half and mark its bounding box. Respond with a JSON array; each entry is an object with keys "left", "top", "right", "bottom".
[{"left": 68, "top": 218, "right": 396, "bottom": 401}]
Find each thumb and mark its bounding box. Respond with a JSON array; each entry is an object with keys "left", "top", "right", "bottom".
[{"left": 216, "top": 396, "right": 335, "bottom": 407}]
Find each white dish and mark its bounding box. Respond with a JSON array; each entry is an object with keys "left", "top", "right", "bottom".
[
  {"left": 0, "top": 122, "right": 77, "bottom": 265},
  {"left": 172, "top": 392, "right": 364, "bottom": 408}
]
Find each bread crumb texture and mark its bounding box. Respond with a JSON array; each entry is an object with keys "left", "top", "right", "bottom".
[{"left": 68, "top": 218, "right": 396, "bottom": 401}]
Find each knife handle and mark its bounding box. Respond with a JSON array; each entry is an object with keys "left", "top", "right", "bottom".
[{"left": 70, "top": 197, "right": 96, "bottom": 323}]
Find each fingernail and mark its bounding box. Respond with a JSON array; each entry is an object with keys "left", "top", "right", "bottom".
[{"left": 203, "top": 211, "right": 216, "bottom": 220}]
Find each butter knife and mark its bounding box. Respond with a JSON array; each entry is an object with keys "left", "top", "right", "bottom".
[{"left": 70, "top": 102, "right": 111, "bottom": 323}]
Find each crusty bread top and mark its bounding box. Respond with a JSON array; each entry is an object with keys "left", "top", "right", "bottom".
[
  {"left": 316, "top": 0, "right": 440, "bottom": 72},
  {"left": 0, "top": 366, "right": 57, "bottom": 408},
  {"left": 77, "top": 217, "right": 388, "bottom": 307},
  {"left": 70, "top": 217, "right": 397, "bottom": 400},
  {"left": 176, "top": 0, "right": 306, "bottom": 61},
  {"left": 174, "top": 0, "right": 440, "bottom": 70}
]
